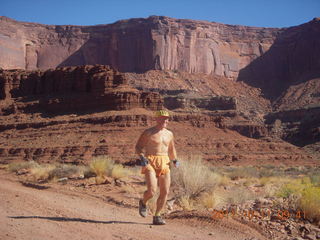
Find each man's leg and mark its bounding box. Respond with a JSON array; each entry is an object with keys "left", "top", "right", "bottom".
[
  {"left": 142, "top": 169, "right": 157, "bottom": 205},
  {"left": 155, "top": 172, "right": 171, "bottom": 216}
]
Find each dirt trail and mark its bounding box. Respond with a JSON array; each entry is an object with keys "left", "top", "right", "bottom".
[{"left": 0, "top": 171, "right": 267, "bottom": 240}]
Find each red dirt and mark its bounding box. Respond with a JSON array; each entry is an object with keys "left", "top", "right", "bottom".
[{"left": 0, "top": 170, "right": 269, "bottom": 240}]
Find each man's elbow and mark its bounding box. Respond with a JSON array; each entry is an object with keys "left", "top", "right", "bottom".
[{"left": 135, "top": 145, "right": 143, "bottom": 155}]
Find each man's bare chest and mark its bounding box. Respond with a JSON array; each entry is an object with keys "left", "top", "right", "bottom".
[{"left": 148, "top": 132, "right": 171, "bottom": 146}]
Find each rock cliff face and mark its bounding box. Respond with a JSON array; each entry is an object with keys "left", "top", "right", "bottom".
[
  {"left": 1, "top": 16, "right": 319, "bottom": 101},
  {"left": 238, "top": 18, "right": 320, "bottom": 99},
  {"left": 0, "top": 16, "right": 280, "bottom": 79},
  {"left": 0, "top": 65, "right": 162, "bottom": 114}
]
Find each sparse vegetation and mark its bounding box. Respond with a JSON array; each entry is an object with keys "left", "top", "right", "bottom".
[
  {"left": 89, "top": 156, "right": 114, "bottom": 178},
  {"left": 4, "top": 157, "right": 320, "bottom": 223},
  {"left": 4, "top": 155, "right": 131, "bottom": 184},
  {"left": 171, "top": 156, "right": 224, "bottom": 210},
  {"left": 30, "top": 164, "right": 56, "bottom": 182},
  {"left": 277, "top": 176, "right": 320, "bottom": 221},
  {"left": 89, "top": 156, "right": 131, "bottom": 183},
  {"left": 171, "top": 160, "right": 320, "bottom": 222},
  {"left": 8, "top": 161, "right": 39, "bottom": 173},
  {"left": 172, "top": 156, "right": 221, "bottom": 199},
  {"left": 299, "top": 186, "right": 320, "bottom": 221}
]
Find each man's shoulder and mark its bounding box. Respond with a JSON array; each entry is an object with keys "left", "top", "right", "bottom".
[
  {"left": 165, "top": 128, "right": 173, "bottom": 136},
  {"left": 143, "top": 127, "right": 155, "bottom": 135}
]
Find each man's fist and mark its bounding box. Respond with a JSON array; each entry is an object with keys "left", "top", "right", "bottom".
[
  {"left": 139, "top": 155, "right": 149, "bottom": 166},
  {"left": 172, "top": 159, "right": 180, "bottom": 167}
]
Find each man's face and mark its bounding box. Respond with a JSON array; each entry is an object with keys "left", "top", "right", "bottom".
[{"left": 156, "top": 116, "right": 169, "bottom": 129}]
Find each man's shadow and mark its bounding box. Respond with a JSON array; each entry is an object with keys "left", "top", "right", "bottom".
[{"left": 9, "top": 216, "right": 150, "bottom": 225}]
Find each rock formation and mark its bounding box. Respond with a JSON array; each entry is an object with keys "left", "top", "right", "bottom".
[
  {"left": 0, "top": 16, "right": 280, "bottom": 78},
  {"left": 0, "top": 65, "right": 162, "bottom": 114},
  {"left": 0, "top": 16, "right": 319, "bottom": 164}
]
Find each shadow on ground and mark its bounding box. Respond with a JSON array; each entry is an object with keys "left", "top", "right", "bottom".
[{"left": 9, "top": 216, "right": 149, "bottom": 225}]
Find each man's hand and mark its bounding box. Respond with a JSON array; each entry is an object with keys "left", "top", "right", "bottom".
[
  {"left": 172, "top": 159, "right": 180, "bottom": 168},
  {"left": 139, "top": 155, "right": 149, "bottom": 166}
]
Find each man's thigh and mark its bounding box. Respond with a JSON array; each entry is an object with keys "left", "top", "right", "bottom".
[
  {"left": 145, "top": 169, "right": 157, "bottom": 191},
  {"left": 158, "top": 172, "right": 171, "bottom": 194}
]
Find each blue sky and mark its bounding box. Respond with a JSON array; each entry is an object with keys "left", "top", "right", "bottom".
[{"left": 1, "top": 0, "right": 319, "bottom": 28}]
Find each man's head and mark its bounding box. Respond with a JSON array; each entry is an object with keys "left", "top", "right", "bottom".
[{"left": 155, "top": 110, "right": 170, "bottom": 129}]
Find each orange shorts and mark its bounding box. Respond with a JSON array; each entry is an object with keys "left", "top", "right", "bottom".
[{"left": 141, "top": 155, "right": 170, "bottom": 177}]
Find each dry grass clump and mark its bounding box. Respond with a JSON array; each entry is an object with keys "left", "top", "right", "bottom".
[
  {"left": 50, "top": 164, "right": 84, "bottom": 179},
  {"left": 199, "top": 191, "right": 225, "bottom": 209},
  {"left": 277, "top": 176, "right": 320, "bottom": 222},
  {"left": 30, "top": 164, "right": 56, "bottom": 182},
  {"left": 172, "top": 156, "right": 223, "bottom": 210},
  {"left": 7, "top": 161, "right": 39, "bottom": 173},
  {"left": 89, "top": 156, "right": 131, "bottom": 184},
  {"left": 172, "top": 156, "right": 221, "bottom": 199},
  {"left": 171, "top": 163, "right": 319, "bottom": 221},
  {"left": 5, "top": 156, "right": 130, "bottom": 184},
  {"left": 229, "top": 187, "right": 256, "bottom": 205},
  {"left": 89, "top": 156, "right": 114, "bottom": 178},
  {"left": 111, "top": 164, "right": 130, "bottom": 180},
  {"left": 179, "top": 195, "right": 196, "bottom": 211},
  {"left": 299, "top": 186, "right": 320, "bottom": 221},
  {"left": 225, "top": 166, "right": 259, "bottom": 180},
  {"left": 308, "top": 172, "right": 320, "bottom": 186}
]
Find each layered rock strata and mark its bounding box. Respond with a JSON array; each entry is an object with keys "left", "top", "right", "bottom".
[
  {"left": 0, "top": 16, "right": 280, "bottom": 79},
  {"left": 0, "top": 65, "right": 162, "bottom": 114},
  {"left": 0, "top": 112, "right": 315, "bottom": 165}
]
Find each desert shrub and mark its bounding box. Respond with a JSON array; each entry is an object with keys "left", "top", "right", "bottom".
[
  {"left": 172, "top": 156, "right": 221, "bottom": 199},
  {"left": 299, "top": 186, "right": 320, "bottom": 221},
  {"left": 178, "top": 195, "right": 196, "bottom": 211},
  {"left": 309, "top": 173, "right": 320, "bottom": 186},
  {"left": 199, "top": 191, "right": 224, "bottom": 209},
  {"left": 88, "top": 156, "right": 131, "bottom": 183},
  {"left": 89, "top": 156, "right": 114, "bottom": 178},
  {"left": 111, "top": 164, "right": 130, "bottom": 180},
  {"left": 49, "top": 164, "right": 81, "bottom": 179},
  {"left": 276, "top": 176, "right": 320, "bottom": 221},
  {"left": 222, "top": 186, "right": 256, "bottom": 205},
  {"left": 8, "top": 161, "right": 39, "bottom": 173},
  {"left": 226, "top": 166, "right": 259, "bottom": 179},
  {"left": 30, "top": 164, "right": 56, "bottom": 182},
  {"left": 277, "top": 180, "right": 306, "bottom": 199}
]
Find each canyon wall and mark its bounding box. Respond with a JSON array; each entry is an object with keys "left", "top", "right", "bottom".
[
  {"left": 1, "top": 16, "right": 319, "bottom": 101},
  {"left": 0, "top": 16, "right": 280, "bottom": 79},
  {"left": 0, "top": 65, "right": 163, "bottom": 114}
]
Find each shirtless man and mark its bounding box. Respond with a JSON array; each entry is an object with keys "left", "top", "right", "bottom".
[{"left": 135, "top": 110, "right": 178, "bottom": 225}]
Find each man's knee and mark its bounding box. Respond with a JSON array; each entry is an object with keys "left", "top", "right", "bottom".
[
  {"left": 147, "top": 187, "right": 157, "bottom": 197},
  {"left": 159, "top": 188, "right": 169, "bottom": 197}
]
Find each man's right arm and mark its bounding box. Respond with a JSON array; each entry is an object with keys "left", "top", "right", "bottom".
[
  {"left": 135, "top": 130, "right": 148, "bottom": 157},
  {"left": 135, "top": 130, "right": 149, "bottom": 166}
]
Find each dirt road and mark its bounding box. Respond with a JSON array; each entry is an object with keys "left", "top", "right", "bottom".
[{"left": 0, "top": 171, "right": 267, "bottom": 240}]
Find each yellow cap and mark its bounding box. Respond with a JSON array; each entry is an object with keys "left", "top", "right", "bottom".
[{"left": 155, "top": 110, "right": 170, "bottom": 118}]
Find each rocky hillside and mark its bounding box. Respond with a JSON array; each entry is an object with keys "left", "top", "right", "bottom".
[
  {"left": 0, "top": 16, "right": 319, "bottom": 164},
  {"left": 0, "top": 66, "right": 317, "bottom": 165}
]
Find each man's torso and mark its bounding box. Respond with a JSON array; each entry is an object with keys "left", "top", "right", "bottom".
[{"left": 144, "top": 127, "right": 172, "bottom": 156}]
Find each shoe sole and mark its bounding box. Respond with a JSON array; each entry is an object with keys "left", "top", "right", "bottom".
[{"left": 139, "top": 200, "right": 147, "bottom": 217}]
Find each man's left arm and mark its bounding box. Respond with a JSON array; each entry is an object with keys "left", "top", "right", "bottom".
[{"left": 168, "top": 134, "right": 177, "bottom": 161}]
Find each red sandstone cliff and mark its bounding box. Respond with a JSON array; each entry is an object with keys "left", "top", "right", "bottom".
[
  {"left": 1, "top": 16, "right": 319, "bottom": 101},
  {"left": 0, "top": 16, "right": 280, "bottom": 77}
]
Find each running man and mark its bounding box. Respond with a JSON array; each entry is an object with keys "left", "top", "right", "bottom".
[{"left": 135, "top": 110, "right": 179, "bottom": 225}]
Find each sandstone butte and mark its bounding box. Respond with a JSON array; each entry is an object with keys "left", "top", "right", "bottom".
[{"left": 0, "top": 15, "right": 319, "bottom": 165}]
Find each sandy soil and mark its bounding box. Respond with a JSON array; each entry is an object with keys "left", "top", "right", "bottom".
[{"left": 0, "top": 170, "right": 268, "bottom": 240}]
